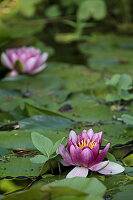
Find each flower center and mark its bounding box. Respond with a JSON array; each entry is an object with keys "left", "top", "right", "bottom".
[{"left": 75, "top": 139, "right": 97, "bottom": 150}]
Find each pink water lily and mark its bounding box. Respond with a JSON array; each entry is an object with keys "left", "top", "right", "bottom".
[
  {"left": 1, "top": 46, "right": 48, "bottom": 76},
  {"left": 57, "top": 129, "right": 124, "bottom": 178}
]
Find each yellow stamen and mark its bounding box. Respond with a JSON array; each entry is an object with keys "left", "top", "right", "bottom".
[
  {"left": 87, "top": 139, "right": 90, "bottom": 145},
  {"left": 75, "top": 139, "right": 97, "bottom": 150},
  {"left": 89, "top": 141, "right": 97, "bottom": 149}
]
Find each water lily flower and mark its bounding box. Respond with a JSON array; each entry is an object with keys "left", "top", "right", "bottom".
[
  {"left": 1, "top": 46, "right": 48, "bottom": 76},
  {"left": 57, "top": 129, "right": 124, "bottom": 178}
]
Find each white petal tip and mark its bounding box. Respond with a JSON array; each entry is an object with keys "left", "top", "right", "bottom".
[
  {"left": 66, "top": 166, "right": 89, "bottom": 178},
  {"left": 98, "top": 161, "right": 125, "bottom": 175}
]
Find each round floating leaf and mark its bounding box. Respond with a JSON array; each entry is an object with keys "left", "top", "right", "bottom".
[
  {"left": 121, "top": 114, "right": 133, "bottom": 125},
  {"left": 44, "top": 177, "right": 106, "bottom": 197},
  {"left": 19, "top": 115, "right": 74, "bottom": 130},
  {"left": 0, "top": 157, "right": 41, "bottom": 178},
  {"left": 2, "top": 178, "right": 105, "bottom": 200},
  {"left": 122, "top": 154, "right": 133, "bottom": 166}
]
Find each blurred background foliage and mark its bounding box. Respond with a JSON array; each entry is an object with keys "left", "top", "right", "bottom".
[
  {"left": 0, "top": 0, "right": 133, "bottom": 46},
  {"left": 1, "top": 0, "right": 133, "bottom": 76}
]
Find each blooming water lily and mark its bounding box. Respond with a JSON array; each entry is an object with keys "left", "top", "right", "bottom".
[
  {"left": 58, "top": 129, "right": 124, "bottom": 178},
  {"left": 1, "top": 46, "right": 48, "bottom": 76}
]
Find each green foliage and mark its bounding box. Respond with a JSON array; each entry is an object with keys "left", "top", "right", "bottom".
[
  {"left": 122, "top": 154, "right": 133, "bottom": 166},
  {"left": 104, "top": 174, "right": 133, "bottom": 200},
  {"left": 31, "top": 132, "right": 65, "bottom": 164},
  {"left": 3, "top": 177, "right": 106, "bottom": 200},
  {"left": 121, "top": 114, "right": 133, "bottom": 125},
  {"left": 77, "top": 0, "right": 106, "bottom": 21},
  {"left": 0, "top": 157, "right": 41, "bottom": 177},
  {"left": 106, "top": 74, "right": 132, "bottom": 91},
  {"left": 45, "top": 5, "right": 61, "bottom": 18},
  {"left": 0, "top": 0, "right": 133, "bottom": 48},
  {"left": 31, "top": 132, "right": 54, "bottom": 157},
  {"left": 19, "top": 115, "right": 74, "bottom": 130},
  {"left": 0, "top": 20, "right": 10, "bottom": 45},
  {"left": 105, "top": 74, "right": 133, "bottom": 102},
  {"left": 125, "top": 167, "right": 133, "bottom": 177},
  {"left": 19, "top": 0, "right": 42, "bottom": 17},
  {"left": 55, "top": 32, "right": 81, "bottom": 43},
  {"left": 30, "top": 155, "right": 49, "bottom": 164},
  {"left": 106, "top": 152, "right": 117, "bottom": 162},
  {"left": 46, "top": 177, "right": 106, "bottom": 198},
  {"left": 0, "top": 0, "right": 19, "bottom": 19},
  {"left": 0, "top": 0, "right": 42, "bottom": 19},
  {"left": 7, "top": 19, "right": 45, "bottom": 38}
]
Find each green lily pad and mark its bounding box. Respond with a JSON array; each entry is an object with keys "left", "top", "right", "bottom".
[{"left": 122, "top": 154, "right": 133, "bottom": 166}]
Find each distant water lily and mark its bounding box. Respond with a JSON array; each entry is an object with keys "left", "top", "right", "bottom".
[
  {"left": 57, "top": 129, "right": 124, "bottom": 178},
  {"left": 1, "top": 46, "right": 48, "bottom": 76}
]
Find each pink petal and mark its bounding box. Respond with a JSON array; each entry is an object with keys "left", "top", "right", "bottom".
[
  {"left": 60, "top": 160, "right": 71, "bottom": 166},
  {"left": 69, "top": 130, "right": 77, "bottom": 144},
  {"left": 1, "top": 53, "right": 13, "bottom": 69},
  {"left": 70, "top": 145, "right": 78, "bottom": 164},
  {"left": 89, "top": 161, "right": 109, "bottom": 171},
  {"left": 81, "top": 148, "right": 94, "bottom": 167},
  {"left": 69, "top": 145, "right": 82, "bottom": 166},
  {"left": 32, "top": 52, "right": 48, "bottom": 70},
  {"left": 81, "top": 129, "right": 87, "bottom": 134},
  {"left": 98, "top": 161, "right": 125, "bottom": 175},
  {"left": 77, "top": 135, "right": 82, "bottom": 143},
  {"left": 92, "top": 133, "right": 99, "bottom": 143},
  {"left": 40, "top": 52, "right": 48, "bottom": 64},
  {"left": 98, "top": 131, "right": 103, "bottom": 144},
  {"left": 67, "top": 140, "right": 73, "bottom": 152},
  {"left": 66, "top": 166, "right": 89, "bottom": 178},
  {"left": 25, "top": 57, "right": 38, "bottom": 72},
  {"left": 58, "top": 144, "right": 73, "bottom": 165},
  {"left": 91, "top": 143, "right": 100, "bottom": 158},
  {"left": 81, "top": 129, "right": 89, "bottom": 141},
  {"left": 75, "top": 146, "right": 82, "bottom": 166},
  {"left": 31, "top": 63, "right": 47, "bottom": 74},
  {"left": 10, "top": 52, "right": 18, "bottom": 63},
  {"left": 94, "top": 143, "right": 110, "bottom": 164},
  {"left": 87, "top": 129, "right": 94, "bottom": 140},
  {"left": 19, "top": 53, "right": 27, "bottom": 61},
  {"left": 9, "top": 70, "right": 18, "bottom": 77}
]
